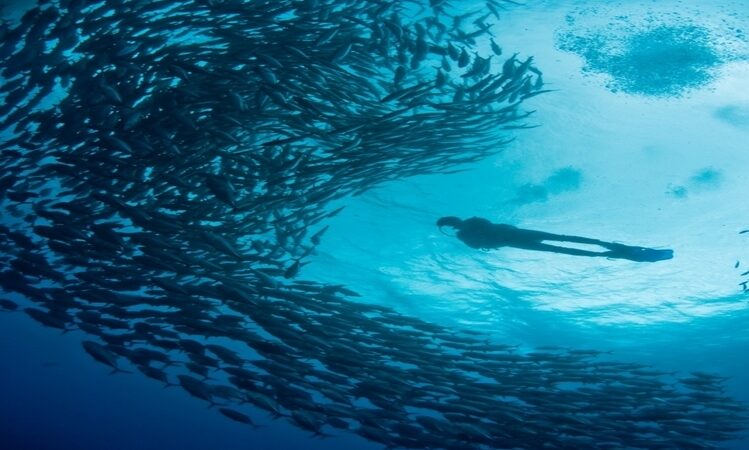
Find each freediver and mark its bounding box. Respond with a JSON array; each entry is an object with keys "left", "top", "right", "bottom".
[{"left": 437, "top": 216, "right": 673, "bottom": 262}]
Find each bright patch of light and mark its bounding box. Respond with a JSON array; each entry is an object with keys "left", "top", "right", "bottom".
[{"left": 305, "top": 0, "right": 749, "bottom": 331}]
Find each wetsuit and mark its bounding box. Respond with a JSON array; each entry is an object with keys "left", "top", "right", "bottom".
[{"left": 443, "top": 217, "right": 673, "bottom": 262}]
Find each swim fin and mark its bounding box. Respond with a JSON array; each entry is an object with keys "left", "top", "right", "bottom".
[{"left": 604, "top": 244, "right": 673, "bottom": 262}]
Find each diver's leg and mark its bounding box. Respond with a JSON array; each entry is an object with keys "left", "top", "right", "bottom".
[
  {"left": 519, "top": 241, "right": 673, "bottom": 262},
  {"left": 510, "top": 237, "right": 674, "bottom": 262},
  {"left": 516, "top": 241, "right": 611, "bottom": 257},
  {"left": 516, "top": 229, "right": 610, "bottom": 246},
  {"left": 539, "top": 233, "right": 672, "bottom": 261},
  {"left": 553, "top": 234, "right": 610, "bottom": 245},
  {"left": 499, "top": 225, "right": 627, "bottom": 249}
]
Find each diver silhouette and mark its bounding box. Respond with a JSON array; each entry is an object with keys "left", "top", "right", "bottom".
[{"left": 437, "top": 216, "right": 673, "bottom": 262}]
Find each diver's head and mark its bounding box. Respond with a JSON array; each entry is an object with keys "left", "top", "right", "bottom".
[{"left": 437, "top": 216, "right": 463, "bottom": 230}]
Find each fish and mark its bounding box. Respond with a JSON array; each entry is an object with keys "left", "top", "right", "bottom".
[
  {"left": 81, "top": 340, "right": 130, "bottom": 374},
  {"left": 0, "top": 298, "right": 19, "bottom": 311},
  {"left": 218, "top": 407, "right": 261, "bottom": 428},
  {"left": 0, "top": 0, "right": 744, "bottom": 449},
  {"left": 203, "top": 174, "right": 237, "bottom": 208}
]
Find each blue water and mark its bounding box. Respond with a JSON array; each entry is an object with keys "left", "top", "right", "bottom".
[{"left": 2, "top": 0, "right": 749, "bottom": 449}]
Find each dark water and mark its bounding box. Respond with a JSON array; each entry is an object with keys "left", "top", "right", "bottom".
[{"left": 2, "top": 0, "right": 749, "bottom": 449}]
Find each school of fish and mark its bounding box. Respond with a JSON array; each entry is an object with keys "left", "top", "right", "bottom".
[{"left": 0, "top": 0, "right": 747, "bottom": 448}]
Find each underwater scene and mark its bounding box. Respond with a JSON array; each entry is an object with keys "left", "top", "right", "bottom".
[{"left": 1, "top": 0, "right": 749, "bottom": 449}]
